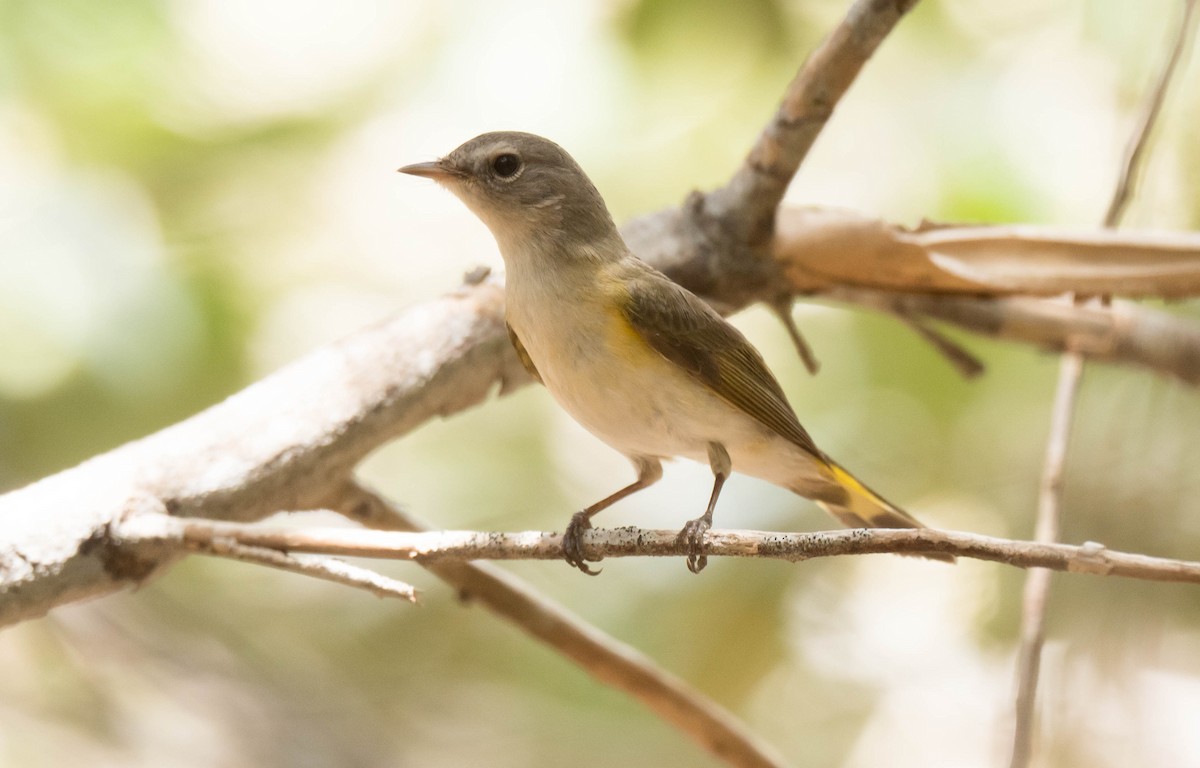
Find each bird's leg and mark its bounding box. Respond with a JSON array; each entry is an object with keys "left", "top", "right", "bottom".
[
  {"left": 564, "top": 457, "right": 662, "bottom": 575},
  {"left": 679, "top": 442, "right": 730, "bottom": 574}
]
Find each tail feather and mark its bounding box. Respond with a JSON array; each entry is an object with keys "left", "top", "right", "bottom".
[{"left": 815, "top": 462, "right": 955, "bottom": 564}]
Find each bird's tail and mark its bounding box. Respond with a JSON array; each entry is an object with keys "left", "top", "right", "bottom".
[{"left": 813, "top": 462, "right": 955, "bottom": 564}]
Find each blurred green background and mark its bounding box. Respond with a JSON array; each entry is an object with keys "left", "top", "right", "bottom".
[{"left": 3, "top": 0, "right": 1200, "bottom": 765}]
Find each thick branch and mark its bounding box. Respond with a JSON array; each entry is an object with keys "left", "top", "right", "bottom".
[
  {"left": 841, "top": 290, "right": 1200, "bottom": 385},
  {"left": 772, "top": 207, "right": 1200, "bottom": 298},
  {"left": 0, "top": 275, "right": 525, "bottom": 627}
]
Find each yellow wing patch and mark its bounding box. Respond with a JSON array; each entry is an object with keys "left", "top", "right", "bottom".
[{"left": 506, "top": 322, "right": 542, "bottom": 384}]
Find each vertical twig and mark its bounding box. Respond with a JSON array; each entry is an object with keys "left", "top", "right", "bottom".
[
  {"left": 1008, "top": 3, "right": 1197, "bottom": 765},
  {"left": 1009, "top": 348, "right": 1083, "bottom": 768}
]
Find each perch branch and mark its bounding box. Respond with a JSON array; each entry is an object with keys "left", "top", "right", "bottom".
[
  {"left": 3, "top": 0, "right": 1200, "bottom": 634},
  {"left": 112, "top": 517, "right": 1200, "bottom": 586}
]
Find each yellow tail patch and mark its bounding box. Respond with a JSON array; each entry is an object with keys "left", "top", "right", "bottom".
[
  {"left": 818, "top": 463, "right": 954, "bottom": 563},
  {"left": 826, "top": 462, "right": 926, "bottom": 530}
]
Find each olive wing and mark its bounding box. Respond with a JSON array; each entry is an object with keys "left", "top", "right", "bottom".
[{"left": 620, "top": 272, "right": 822, "bottom": 458}]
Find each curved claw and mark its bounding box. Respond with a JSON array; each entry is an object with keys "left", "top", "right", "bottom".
[
  {"left": 677, "top": 517, "right": 711, "bottom": 574},
  {"left": 563, "top": 511, "right": 602, "bottom": 576}
]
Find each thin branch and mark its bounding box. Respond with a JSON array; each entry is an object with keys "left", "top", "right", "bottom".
[
  {"left": 708, "top": 0, "right": 922, "bottom": 242},
  {"left": 768, "top": 298, "right": 821, "bottom": 374},
  {"left": 1010, "top": 349, "right": 1084, "bottom": 768},
  {"left": 891, "top": 310, "right": 985, "bottom": 378},
  {"left": 1104, "top": 0, "right": 1199, "bottom": 226},
  {"left": 1011, "top": 4, "right": 1196, "bottom": 763},
  {"left": 112, "top": 516, "right": 1200, "bottom": 585},
  {"left": 195, "top": 540, "right": 419, "bottom": 603},
  {"left": 329, "top": 482, "right": 791, "bottom": 768}
]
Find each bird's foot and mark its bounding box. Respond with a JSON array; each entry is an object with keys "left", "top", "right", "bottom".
[
  {"left": 677, "top": 516, "right": 711, "bottom": 574},
  {"left": 563, "top": 511, "right": 602, "bottom": 575}
]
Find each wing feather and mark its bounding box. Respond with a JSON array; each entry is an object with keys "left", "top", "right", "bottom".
[{"left": 619, "top": 269, "right": 822, "bottom": 458}]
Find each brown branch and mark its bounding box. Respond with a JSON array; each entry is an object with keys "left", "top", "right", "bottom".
[
  {"left": 112, "top": 516, "right": 1200, "bottom": 585},
  {"left": 842, "top": 290, "right": 1200, "bottom": 385},
  {"left": 772, "top": 207, "right": 1200, "bottom": 298},
  {"left": 707, "top": 0, "right": 922, "bottom": 243},
  {"left": 328, "top": 482, "right": 790, "bottom": 768},
  {"left": 768, "top": 298, "right": 821, "bottom": 374}
]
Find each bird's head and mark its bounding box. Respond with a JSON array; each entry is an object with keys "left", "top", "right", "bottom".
[{"left": 400, "top": 131, "right": 618, "bottom": 257}]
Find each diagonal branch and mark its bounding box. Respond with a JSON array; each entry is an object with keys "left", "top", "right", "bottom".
[
  {"left": 1104, "top": 0, "right": 1199, "bottom": 225},
  {"left": 707, "top": 0, "right": 923, "bottom": 243},
  {"left": 330, "top": 482, "right": 790, "bottom": 768}
]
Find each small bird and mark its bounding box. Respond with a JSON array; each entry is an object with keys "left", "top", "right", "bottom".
[{"left": 401, "top": 131, "right": 948, "bottom": 573}]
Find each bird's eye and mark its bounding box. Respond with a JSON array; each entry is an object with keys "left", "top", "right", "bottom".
[{"left": 491, "top": 153, "right": 521, "bottom": 178}]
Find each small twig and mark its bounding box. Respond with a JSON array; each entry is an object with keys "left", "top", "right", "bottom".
[
  {"left": 189, "top": 536, "right": 418, "bottom": 603},
  {"left": 1104, "top": 0, "right": 1198, "bottom": 226},
  {"left": 1010, "top": 349, "right": 1083, "bottom": 768},
  {"left": 708, "top": 0, "right": 922, "bottom": 242},
  {"left": 768, "top": 298, "right": 821, "bottom": 374},
  {"left": 1010, "top": 5, "right": 1196, "bottom": 764},
  {"left": 891, "top": 311, "right": 985, "bottom": 379},
  {"left": 114, "top": 515, "right": 1200, "bottom": 585},
  {"left": 330, "top": 482, "right": 791, "bottom": 768}
]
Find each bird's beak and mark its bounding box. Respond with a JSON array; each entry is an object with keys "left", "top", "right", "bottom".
[{"left": 398, "top": 159, "right": 458, "bottom": 181}]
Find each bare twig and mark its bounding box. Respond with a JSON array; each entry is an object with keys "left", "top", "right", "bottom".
[
  {"left": 330, "top": 482, "right": 790, "bottom": 768},
  {"left": 202, "top": 542, "right": 418, "bottom": 603},
  {"left": 1010, "top": 4, "right": 1196, "bottom": 764},
  {"left": 1104, "top": 0, "right": 1199, "bottom": 225},
  {"left": 708, "top": 0, "right": 922, "bottom": 243},
  {"left": 891, "top": 311, "right": 985, "bottom": 378},
  {"left": 768, "top": 298, "right": 821, "bottom": 374},
  {"left": 113, "top": 516, "right": 1200, "bottom": 585},
  {"left": 1010, "top": 349, "right": 1084, "bottom": 768}
]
